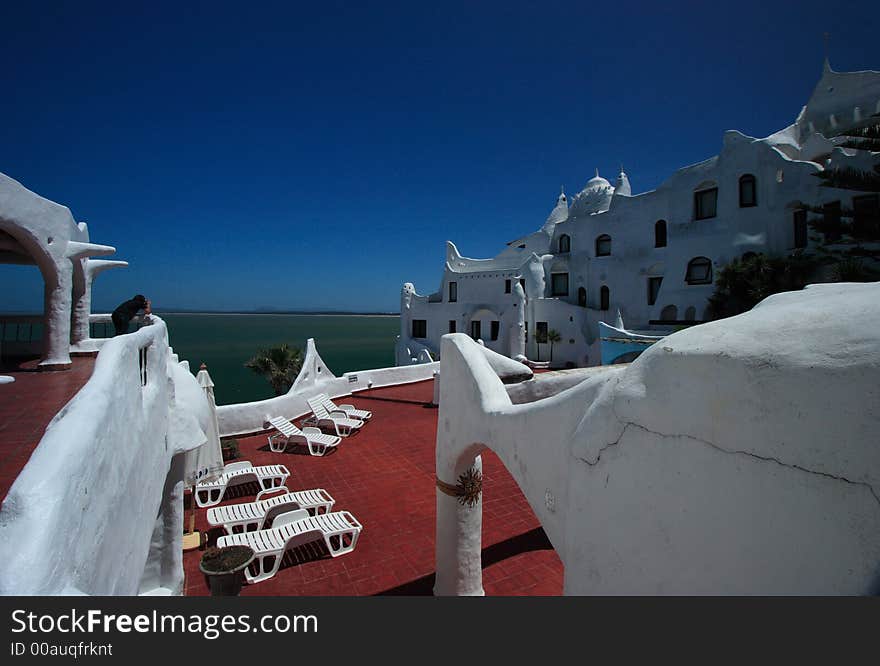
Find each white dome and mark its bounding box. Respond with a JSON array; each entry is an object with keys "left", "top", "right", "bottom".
[
  {"left": 585, "top": 174, "right": 612, "bottom": 191},
  {"left": 571, "top": 169, "right": 615, "bottom": 216}
]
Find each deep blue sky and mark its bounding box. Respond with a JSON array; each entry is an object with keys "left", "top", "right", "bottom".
[{"left": 2, "top": 1, "right": 877, "bottom": 312}]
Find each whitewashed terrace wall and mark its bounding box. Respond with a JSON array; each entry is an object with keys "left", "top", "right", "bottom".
[
  {"left": 0, "top": 316, "right": 198, "bottom": 595},
  {"left": 217, "top": 338, "right": 439, "bottom": 437},
  {"left": 434, "top": 283, "right": 880, "bottom": 595}
]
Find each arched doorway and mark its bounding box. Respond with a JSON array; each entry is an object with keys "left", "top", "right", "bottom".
[{"left": 0, "top": 224, "right": 70, "bottom": 369}]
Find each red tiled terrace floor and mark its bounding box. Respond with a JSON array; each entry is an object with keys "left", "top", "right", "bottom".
[
  {"left": 0, "top": 356, "right": 96, "bottom": 501},
  {"left": 0, "top": 358, "right": 564, "bottom": 595},
  {"left": 183, "top": 380, "right": 564, "bottom": 596}
]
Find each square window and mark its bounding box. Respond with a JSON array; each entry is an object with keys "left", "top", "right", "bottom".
[
  {"left": 535, "top": 321, "right": 548, "bottom": 344},
  {"left": 551, "top": 273, "right": 569, "bottom": 297},
  {"left": 412, "top": 320, "right": 427, "bottom": 338},
  {"left": 694, "top": 188, "right": 718, "bottom": 220}
]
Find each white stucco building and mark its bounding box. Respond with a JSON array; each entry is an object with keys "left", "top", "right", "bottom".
[{"left": 397, "top": 60, "right": 880, "bottom": 368}]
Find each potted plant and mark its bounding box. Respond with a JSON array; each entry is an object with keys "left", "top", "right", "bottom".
[
  {"left": 220, "top": 438, "right": 239, "bottom": 462},
  {"left": 199, "top": 545, "right": 254, "bottom": 596}
]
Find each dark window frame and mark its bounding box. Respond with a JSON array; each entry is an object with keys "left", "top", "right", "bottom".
[
  {"left": 595, "top": 234, "right": 612, "bottom": 257},
  {"left": 490, "top": 320, "right": 500, "bottom": 341},
  {"left": 599, "top": 285, "right": 610, "bottom": 311},
  {"left": 655, "top": 220, "right": 667, "bottom": 248},
  {"left": 550, "top": 272, "right": 569, "bottom": 297},
  {"left": 504, "top": 279, "right": 511, "bottom": 294},
  {"left": 412, "top": 319, "right": 427, "bottom": 339},
  {"left": 448, "top": 320, "right": 456, "bottom": 334},
  {"left": 738, "top": 174, "right": 757, "bottom": 208},
  {"left": 577, "top": 286, "right": 587, "bottom": 307},
  {"left": 558, "top": 234, "right": 571, "bottom": 253},
  {"left": 448, "top": 281, "right": 457, "bottom": 303},
  {"left": 469, "top": 320, "right": 481, "bottom": 340},
  {"left": 535, "top": 321, "right": 548, "bottom": 344},
  {"left": 694, "top": 187, "right": 718, "bottom": 220},
  {"left": 647, "top": 276, "right": 663, "bottom": 306},
  {"left": 685, "top": 257, "right": 713, "bottom": 285}
]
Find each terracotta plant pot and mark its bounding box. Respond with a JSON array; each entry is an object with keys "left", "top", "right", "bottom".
[{"left": 199, "top": 545, "right": 255, "bottom": 596}]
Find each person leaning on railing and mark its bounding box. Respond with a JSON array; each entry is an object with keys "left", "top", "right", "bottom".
[{"left": 111, "top": 295, "right": 151, "bottom": 336}]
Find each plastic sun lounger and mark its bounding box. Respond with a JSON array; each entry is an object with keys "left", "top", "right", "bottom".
[
  {"left": 317, "top": 393, "right": 372, "bottom": 422},
  {"left": 206, "top": 486, "right": 336, "bottom": 534},
  {"left": 304, "top": 396, "right": 364, "bottom": 437},
  {"left": 194, "top": 461, "right": 290, "bottom": 508},
  {"left": 217, "top": 509, "right": 363, "bottom": 584},
  {"left": 267, "top": 416, "right": 341, "bottom": 456}
]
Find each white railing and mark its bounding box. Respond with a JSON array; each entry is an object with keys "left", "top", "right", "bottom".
[{"left": 0, "top": 316, "right": 180, "bottom": 595}]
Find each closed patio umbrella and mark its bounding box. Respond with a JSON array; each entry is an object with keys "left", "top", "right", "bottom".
[{"left": 182, "top": 363, "right": 225, "bottom": 549}]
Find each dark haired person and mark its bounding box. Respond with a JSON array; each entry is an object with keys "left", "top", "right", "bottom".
[{"left": 111, "top": 294, "right": 150, "bottom": 336}]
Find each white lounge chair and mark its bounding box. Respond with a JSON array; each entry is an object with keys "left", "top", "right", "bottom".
[
  {"left": 194, "top": 461, "right": 290, "bottom": 508},
  {"left": 267, "top": 416, "right": 341, "bottom": 456},
  {"left": 206, "top": 486, "right": 335, "bottom": 534},
  {"left": 317, "top": 393, "right": 372, "bottom": 422},
  {"left": 217, "top": 509, "right": 363, "bottom": 584},
  {"left": 304, "top": 396, "right": 364, "bottom": 437}
]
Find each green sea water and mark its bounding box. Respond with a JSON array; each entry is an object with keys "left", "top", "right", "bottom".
[{"left": 160, "top": 313, "right": 400, "bottom": 405}]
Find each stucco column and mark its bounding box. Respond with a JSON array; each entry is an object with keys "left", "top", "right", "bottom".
[
  {"left": 39, "top": 258, "right": 72, "bottom": 370},
  {"left": 71, "top": 259, "right": 128, "bottom": 347},
  {"left": 434, "top": 455, "right": 484, "bottom": 596},
  {"left": 71, "top": 258, "right": 89, "bottom": 345}
]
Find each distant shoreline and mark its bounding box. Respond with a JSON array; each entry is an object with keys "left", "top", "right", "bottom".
[{"left": 157, "top": 311, "right": 399, "bottom": 317}]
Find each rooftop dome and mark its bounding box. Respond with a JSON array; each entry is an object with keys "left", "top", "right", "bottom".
[
  {"left": 583, "top": 168, "right": 612, "bottom": 191},
  {"left": 571, "top": 168, "right": 615, "bottom": 216}
]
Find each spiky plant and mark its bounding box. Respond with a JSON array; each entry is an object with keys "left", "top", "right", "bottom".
[{"left": 244, "top": 344, "right": 303, "bottom": 396}]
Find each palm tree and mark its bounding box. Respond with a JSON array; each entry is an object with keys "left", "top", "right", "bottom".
[
  {"left": 547, "top": 329, "right": 562, "bottom": 363},
  {"left": 245, "top": 344, "right": 303, "bottom": 396}
]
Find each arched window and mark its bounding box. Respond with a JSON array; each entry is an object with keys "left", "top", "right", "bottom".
[
  {"left": 660, "top": 305, "right": 678, "bottom": 321},
  {"left": 739, "top": 174, "right": 757, "bottom": 207},
  {"left": 558, "top": 234, "right": 570, "bottom": 253},
  {"left": 596, "top": 234, "right": 611, "bottom": 257},
  {"left": 684, "top": 306, "right": 696, "bottom": 321},
  {"left": 655, "top": 220, "right": 667, "bottom": 248},
  {"left": 578, "top": 287, "right": 586, "bottom": 307},
  {"left": 741, "top": 251, "right": 757, "bottom": 262},
  {"left": 599, "top": 285, "right": 610, "bottom": 311},
  {"left": 685, "top": 256, "right": 713, "bottom": 285}
]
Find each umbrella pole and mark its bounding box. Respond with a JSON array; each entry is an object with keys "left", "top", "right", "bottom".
[{"left": 182, "top": 485, "right": 201, "bottom": 551}]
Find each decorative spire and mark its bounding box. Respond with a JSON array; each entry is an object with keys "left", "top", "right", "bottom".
[
  {"left": 615, "top": 166, "right": 632, "bottom": 197},
  {"left": 822, "top": 33, "right": 832, "bottom": 72},
  {"left": 595, "top": 167, "right": 600, "bottom": 178}
]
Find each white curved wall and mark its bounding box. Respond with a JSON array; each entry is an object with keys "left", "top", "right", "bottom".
[
  {"left": 0, "top": 317, "right": 204, "bottom": 595},
  {"left": 434, "top": 283, "right": 880, "bottom": 595}
]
